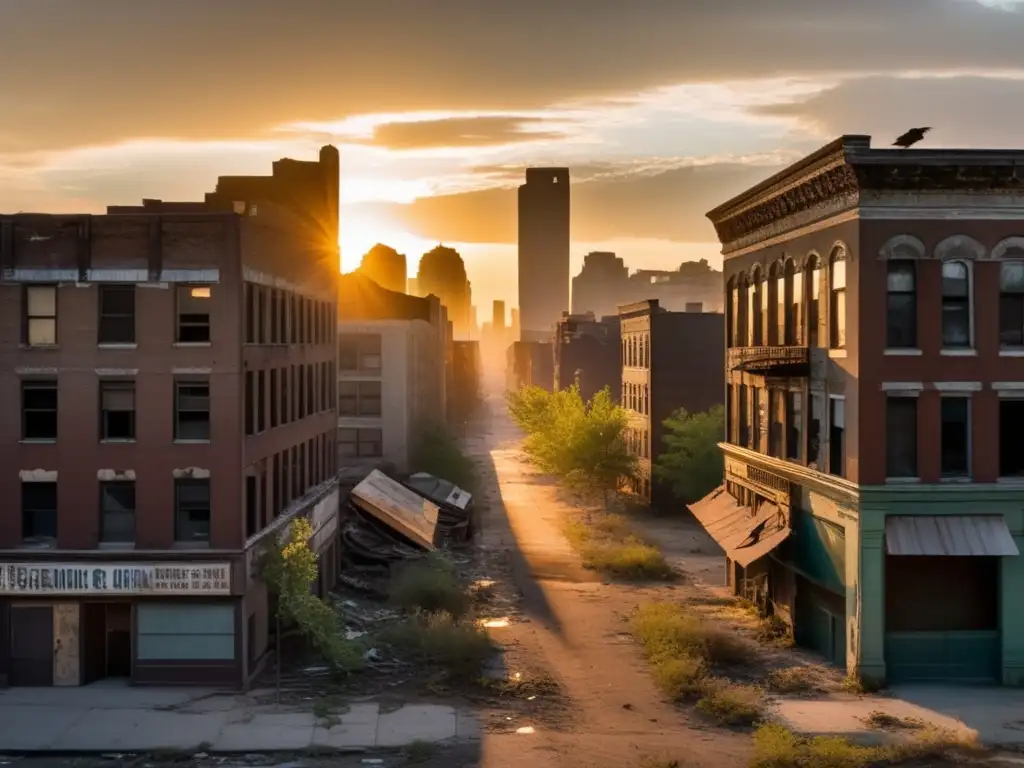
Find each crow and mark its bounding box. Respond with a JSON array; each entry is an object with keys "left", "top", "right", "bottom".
[
  {"left": 893, "top": 127, "right": 931, "bottom": 148},
  {"left": 736, "top": 519, "right": 768, "bottom": 549}
]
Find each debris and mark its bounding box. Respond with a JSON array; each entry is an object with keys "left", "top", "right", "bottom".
[
  {"left": 362, "top": 760, "right": 385, "bottom": 765},
  {"left": 193, "top": 753, "right": 209, "bottom": 760},
  {"left": 516, "top": 726, "right": 536, "bottom": 734},
  {"left": 345, "top": 629, "right": 366, "bottom": 640},
  {"left": 480, "top": 617, "right": 510, "bottom": 628},
  {"left": 351, "top": 469, "right": 441, "bottom": 550},
  {"left": 364, "top": 647, "right": 383, "bottom": 662}
]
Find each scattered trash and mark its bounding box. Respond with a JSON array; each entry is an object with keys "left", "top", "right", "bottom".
[
  {"left": 364, "top": 648, "right": 383, "bottom": 662},
  {"left": 516, "top": 726, "right": 536, "bottom": 734},
  {"left": 193, "top": 753, "right": 209, "bottom": 760},
  {"left": 301, "top": 665, "right": 329, "bottom": 675},
  {"left": 527, "top": 695, "right": 536, "bottom": 701},
  {"left": 345, "top": 629, "right": 366, "bottom": 640}
]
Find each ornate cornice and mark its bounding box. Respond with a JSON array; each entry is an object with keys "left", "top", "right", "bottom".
[{"left": 708, "top": 135, "right": 1024, "bottom": 254}]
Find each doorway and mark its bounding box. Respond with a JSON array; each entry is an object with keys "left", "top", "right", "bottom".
[
  {"left": 10, "top": 605, "right": 54, "bottom": 686},
  {"left": 82, "top": 603, "right": 133, "bottom": 683}
]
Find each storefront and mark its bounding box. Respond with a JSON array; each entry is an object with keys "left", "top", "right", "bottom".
[{"left": 0, "top": 561, "right": 239, "bottom": 687}]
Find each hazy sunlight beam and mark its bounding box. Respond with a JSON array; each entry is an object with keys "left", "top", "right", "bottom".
[{"left": 339, "top": 207, "right": 437, "bottom": 275}]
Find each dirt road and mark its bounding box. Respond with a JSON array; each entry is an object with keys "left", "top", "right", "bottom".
[{"left": 463, "top": 395, "right": 753, "bottom": 768}]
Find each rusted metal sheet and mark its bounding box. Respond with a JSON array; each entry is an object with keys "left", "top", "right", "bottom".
[
  {"left": 885, "top": 515, "right": 1020, "bottom": 557},
  {"left": 688, "top": 487, "right": 791, "bottom": 566},
  {"left": 350, "top": 470, "right": 440, "bottom": 550}
]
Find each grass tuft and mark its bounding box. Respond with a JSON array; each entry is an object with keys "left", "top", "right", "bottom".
[
  {"left": 765, "top": 666, "right": 816, "bottom": 694},
  {"left": 563, "top": 516, "right": 674, "bottom": 581},
  {"left": 390, "top": 553, "right": 469, "bottom": 619},
  {"left": 379, "top": 610, "right": 496, "bottom": 680}
]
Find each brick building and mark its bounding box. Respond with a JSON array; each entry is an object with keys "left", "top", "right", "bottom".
[
  {"left": 697, "top": 134, "right": 1024, "bottom": 685},
  {"left": 0, "top": 146, "right": 340, "bottom": 687},
  {"left": 553, "top": 311, "right": 621, "bottom": 404},
  {"left": 619, "top": 300, "right": 724, "bottom": 507}
]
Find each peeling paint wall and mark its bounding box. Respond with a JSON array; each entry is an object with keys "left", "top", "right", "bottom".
[{"left": 53, "top": 603, "right": 80, "bottom": 686}]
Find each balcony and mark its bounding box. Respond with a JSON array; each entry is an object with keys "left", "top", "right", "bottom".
[{"left": 728, "top": 345, "right": 810, "bottom": 375}]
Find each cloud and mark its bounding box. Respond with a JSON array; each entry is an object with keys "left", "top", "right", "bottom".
[
  {"left": 351, "top": 159, "right": 784, "bottom": 244},
  {"left": 364, "top": 116, "right": 569, "bottom": 150},
  {"left": 5, "top": 0, "right": 1024, "bottom": 152},
  {"left": 753, "top": 74, "right": 1024, "bottom": 148}
]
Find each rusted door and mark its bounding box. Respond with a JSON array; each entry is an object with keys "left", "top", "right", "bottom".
[{"left": 9, "top": 606, "right": 53, "bottom": 686}]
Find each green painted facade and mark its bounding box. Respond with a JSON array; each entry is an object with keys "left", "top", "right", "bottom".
[{"left": 858, "top": 485, "right": 1024, "bottom": 687}]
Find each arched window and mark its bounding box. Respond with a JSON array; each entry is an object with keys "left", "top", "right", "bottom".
[
  {"left": 785, "top": 259, "right": 801, "bottom": 345},
  {"left": 806, "top": 255, "right": 822, "bottom": 347},
  {"left": 749, "top": 267, "right": 762, "bottom": 345},
  {"left": 886, "top": 261, "right": 917, "bottom": 349},
  {"left": 941, "top": 261, "right": 971, "bottom": 349},
  {"left": 999, "top": 262, "right": 1024, "bottom": 348},
  {"left": 767, "top": 263, "right": 782, "bottom": 345},
  {"left": 829, "top": 248, "right": 847, "bottom": 349}
]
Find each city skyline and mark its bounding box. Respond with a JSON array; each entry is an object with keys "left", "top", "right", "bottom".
[{"left": 6, "top": 1, "right": 1024, "bottom": 311}]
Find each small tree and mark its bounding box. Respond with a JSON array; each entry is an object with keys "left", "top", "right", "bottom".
[
  {"left": 262, "top": 517, "right": 361, "bottom": 675},
  {"left": 654, "top": 405, "right": 725, "bottom": 503},
  {"left": 507, "top": 384, "right": 636, "bottom": 508}
]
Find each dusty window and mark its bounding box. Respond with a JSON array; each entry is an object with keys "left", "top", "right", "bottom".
[
  {"left": 999, "top": 262, "right": 1024, "bottom": 348},
  {"left": 175, "top": 380, "right": 210, "bottom": 441},
  {"left": 22, "top": 481, "right": 57, "bottom": 545},
  {"left": 100, "top": 481, "right": 135, "bottom": 544},
  {"left": 885, "top": 397, "right": 917, "bottom": 478},
  {"left": 941, "top": 261, "right": 971, "bottom": 349},
  {"left": 886, "top": 261, "right": 917, "bottom": 349},
  {"left": 98, "top": 285, "right": 135, "bottom": 345},
  {"left": 100, "top": 380, "right": 135, "bottom": 440},
  {"left": 176, "top": 285, "right": 212, "bottom": 343},
  {"left": 174, "top": 479, "right": 210, "bottom": 544},
  {"left": 25, "top": 285, "right": 57, "bottom": 346}
]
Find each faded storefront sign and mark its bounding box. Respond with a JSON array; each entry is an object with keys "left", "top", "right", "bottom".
[{"left": 0, "top": 563, "right": 231, "bottom": 596}]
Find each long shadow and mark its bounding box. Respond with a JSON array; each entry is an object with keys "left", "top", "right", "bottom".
[{"left": 462, "top": 393, "right": 567, "bottom": 640}]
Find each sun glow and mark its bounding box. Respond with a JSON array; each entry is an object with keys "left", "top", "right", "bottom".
[{"left": 338, "top": 208, "right": 437, "bottom": 275}]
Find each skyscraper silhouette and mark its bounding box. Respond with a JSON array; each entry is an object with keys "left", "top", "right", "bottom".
[{"left": 518, "top": 168, "right": 570, "bottom": 338}]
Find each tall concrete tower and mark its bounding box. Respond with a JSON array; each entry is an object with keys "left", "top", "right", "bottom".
[{"left": 518, "top": 168, "right": 570, "bottom": 338}]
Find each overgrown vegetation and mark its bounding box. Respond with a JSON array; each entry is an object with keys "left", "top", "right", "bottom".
[
  {"left": 262, "top": 517, "right": 362, "bottom": 672},
  {"left": 654, "top": 405, "right": 725, "bottom": 503},
  {"left": 563, "top": 516, "right": 674, "bottom": 580},
  {"left": 390, "top": 553, "right": 470, "bottom": 618},
  {"left": 631, "top": 602, "right": 764, "bottom": 726},
  {"left": 751, "top": 722, "right": 980, "bottom": 768},
  {"left": 410, "top": 423, "right": 478, "bottom": 493},
  {"left": 507, "top": 384, "right": 637, "bottom": 507},
  {"left": 379, "top": 610, "right": 496, "bottom": 681}
]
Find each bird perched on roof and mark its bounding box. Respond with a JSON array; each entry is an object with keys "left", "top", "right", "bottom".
[{"left": 893, "top": 127, "right": 931, "bottom": 148}]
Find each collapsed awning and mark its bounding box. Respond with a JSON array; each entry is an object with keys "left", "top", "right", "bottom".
[
  {"left": 688, "top": 485, "right": 791, "bottom": 568},
  {"left": 885, "top": 515, "right": 1020, "bottom": 557}
]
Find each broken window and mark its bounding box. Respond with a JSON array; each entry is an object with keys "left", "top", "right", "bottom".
[
  {"left": 885, "top": 397, "right": 918, "bottom": 478},
  {"left": 176, "top": 285, "right": 212, "bottom": 343},
  {"left": 100, "top": 481, "right": 135, "bottom": 544},
  {"left": 24, "top": 285, "right": 57, "bottom": 346},
  {"left": 22, "top": 380, "right": 57, "bottom": 440},
  {"left": 886, "top": 261, "right": 917, "bottom": 348},
  {"left": 174, "top": 381, "right": 210, "bottom": 441},
  {"left": 98, "top": 285, "right": 136, "bottom": 345},
  {"left": 786, "top": 391, "right": 803, "bottom": 462},
  {"left": 999, "top": 262, "right": 1024, "bottom": 348},
  {"left": 999, "top": 398, "right": 1024, "bottom": 477},
  {"left": 941, "top": 261, "right": 971, "bottom": 348},
  {"left": 829, "top": 396, "right": 845, "bottom": 477},
  {"left": 829, "top": 252, "right": 846, "bottom": 349},
  {"left": 941, "top": 397, "right": 970, "bottom": 478},
  {"left": 100, "top": 380, "right": 135, "bottom": 440},
  {"left": 21, "top": 481, "right": 57, "bottom": 545},
  {"left": 174, "top": 478, "right": 210, "bottom": 544}
]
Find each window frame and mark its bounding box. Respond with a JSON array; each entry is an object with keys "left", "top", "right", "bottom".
[
  {"left": 885, "top": 260, "right": 918, "bottom": 349},
  {"left": 21, "top": 481, "right": 57, "bottom": 545},
  {"left": 99, "top": 480, "right": 136, "bottom": 544},
  {"left": 175, "top": 284, "right": 213, "bottom": 344},
  {"left": 174, "top": 478, "right": 211, "bottom": 545},
  {"left": 22, "top": 379, "right": 58, "bottom": 441},
  {"left": 829, "top": 251, "right": 847, "bottom": 350},
  {"left": 174, "top": 379, "right": 211, "bottom": 442},
  {"left": 940, "top": 259, "right": 973, "bottom": 350},
  {"left": 97, "top": 284, "right": 136, "bottom": 345},
  {"left": 24, "top": 284, "right": 58, "bottom": 347},
  {"left": 99, "top": 380, "right": 136, "bottom": 441}
]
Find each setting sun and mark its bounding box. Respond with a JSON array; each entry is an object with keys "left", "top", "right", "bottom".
[{"left": 339, "top": 209, "right": 437, "bottom": 275}]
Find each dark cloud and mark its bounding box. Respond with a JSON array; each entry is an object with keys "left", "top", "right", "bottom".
[
  {"left": 350, "top": 162, "right": 782, "bottom": 244},
  {"left": 367, "top": 117, "right": 567, "bottom": 150},
  {"left": 754, "top": 75, "right": 1024, "bottom": 148},
  {"left": 4, "top": 0, "right": 1024, "bottom": 152}
]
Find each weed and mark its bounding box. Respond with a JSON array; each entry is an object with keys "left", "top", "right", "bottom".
[
  {"left": 404, "top": 739, "right": 440, "bottom": 763},
  {"left": 757, "top": 615, "right": 793, "bottom": 645},
  {"left": 652, "top": 655, "right": 707, "bottom": 699},
  {"left": 765, "top": 667, "right": 816, "bottom": 694},
  {"left": 696, "top": 679, "right": 765, "bottom": 727},
  {"left": 390, "top": 553, "right": 469, "bottom": 618},
  {"left": 863, "top": 711, "right": 923, "bottom": 731},
  {"left": 380, "top": 611, "right": 496, "bottom": 680},
  {"left": 563, "top": 516, "right": 674, "bottom": 581}
]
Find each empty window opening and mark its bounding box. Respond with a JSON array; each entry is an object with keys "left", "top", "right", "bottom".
[
  {"left": 941, "top": 397, "right": 970, "bottom": 478},
  {"left": 22, "top": 481, "right": 57, "bottom": 546},
  {"left": 23, "top": 380, "right": 58, "bottom": 440},
  {"left": 174, "top": 479, "right": 210, "bottom": 544},
  {"left": 885, "top": 397, "right": 918, "bottom": 478},
  {"left": 999, "top": 398, "right": 1024, "bottom": 477},
  {"left": 100, "top": 381, "right": 135, "bottom": 441},
  {"left": 99, "top": 481, "right": 135, "bottom": 544}
]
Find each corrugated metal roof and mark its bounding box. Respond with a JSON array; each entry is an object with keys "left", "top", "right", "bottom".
[
  {"left": 688, "top": 487, "right": 790, "bottom": 566},
  {"left": 885, "top": 515, "right": 1020, "bottom": 557}
]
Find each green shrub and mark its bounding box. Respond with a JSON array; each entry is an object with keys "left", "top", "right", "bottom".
[
  {"left": 390, "top": 553, "right": 469, "bottom": 618},
  {"left": 695, "top": 679, "right": 764, "bottom": 726},
  {"left": 380, "top": 611, "right": 496, "bottom": 680}
]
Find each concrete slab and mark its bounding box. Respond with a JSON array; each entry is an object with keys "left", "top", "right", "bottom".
[
  {"left": 311, "top": 721, "right": 378, "bottom": 750},
  {"left": 213, "top": 721, "right": 315, "bottom": 752},
  {"left": 375, "top": 705, "right": 457, "bottom": 747},
  {"left": 456, "top": 711, "right": 482, "bottom": 740}
]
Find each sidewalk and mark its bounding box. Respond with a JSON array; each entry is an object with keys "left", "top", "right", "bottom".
[{"left": 0, "top": 685, "right": 480, "bottom": 753}]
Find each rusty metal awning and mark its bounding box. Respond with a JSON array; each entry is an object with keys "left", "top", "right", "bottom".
[
  {"left": 885, "top": 515, "right": 1020, "bottom": 557},
  {"left": 688, "top": 486, "right": 791, "bottom": 567}
]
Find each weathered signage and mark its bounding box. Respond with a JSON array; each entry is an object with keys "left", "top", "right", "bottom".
[{"left": 0, "top": 562, "right": 232, "bottom": 596}]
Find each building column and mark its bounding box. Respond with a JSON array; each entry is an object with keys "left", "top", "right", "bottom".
[
  {"left": 857, "top": 527, "right": 886, "bottom": 685},
  {"left": 1001, "top": 535, "right": 1024, "bottom": 685},
  {"left": 844, "top": 520, "right": 860, "bottom": 676},
  {"left": 53, "top": 603, "right": 81, "bottom": 687}
]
